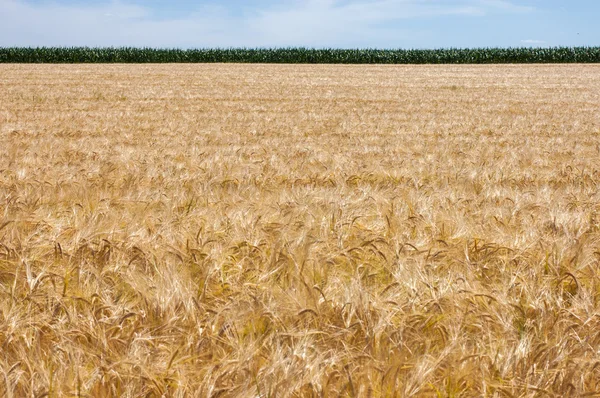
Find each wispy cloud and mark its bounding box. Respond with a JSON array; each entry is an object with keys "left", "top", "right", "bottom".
[
  {"left": 0, "top": 0, "right": 534, "bottom": 48},
  {"left": 520, "top": 39, "right": 547, "bottom": 45},
  {"left": 247, "top": 0, "right": 536, "bottom": 47}
]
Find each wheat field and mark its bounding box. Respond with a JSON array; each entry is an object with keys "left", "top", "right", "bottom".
[{"left": 1, "top": 64, "right": 600, "bottom": 397}]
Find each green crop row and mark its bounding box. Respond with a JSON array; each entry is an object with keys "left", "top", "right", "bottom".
[{"left": 1, "top": 47, "right": 599, "bottom": 64}]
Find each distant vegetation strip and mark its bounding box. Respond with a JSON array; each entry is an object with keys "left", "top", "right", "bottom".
[{"left": 1, "top": 47, "right": 600, "bottom": 63}]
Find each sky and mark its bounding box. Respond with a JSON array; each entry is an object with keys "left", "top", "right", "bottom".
[{"left": 0, "top": 0, "right": 597, "bottom": 49}]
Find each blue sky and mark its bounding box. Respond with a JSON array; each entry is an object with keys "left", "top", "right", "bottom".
[{"left": 0, "top": 0, "right": 597, "bottom": 48}]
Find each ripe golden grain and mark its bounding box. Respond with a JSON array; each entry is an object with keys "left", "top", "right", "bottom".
[{"left": 1, "top": 64, "right": 600, "bottom": 396}]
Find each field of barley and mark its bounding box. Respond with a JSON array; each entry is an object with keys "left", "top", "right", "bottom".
[{"left": 1, "top": 64, "right": 600, "bottom": 397}]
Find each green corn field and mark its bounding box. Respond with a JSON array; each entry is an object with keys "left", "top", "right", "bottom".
[{"left": 1, "top": 46, "right": 600, "bottom": 63}]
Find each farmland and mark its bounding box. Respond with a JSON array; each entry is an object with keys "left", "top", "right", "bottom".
[
  {"left": 1, "top": 64, "right": 600, "bottom": 396},
  {"left": 2, "top": 47, "right": 600, "bottom": 64}
]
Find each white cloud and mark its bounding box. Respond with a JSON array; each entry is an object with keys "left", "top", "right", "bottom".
[
  {"left": 520, "top": 39, "right": 546, "bottom": 44},
  {"left": 0, "top": 0, "right": 534, "bottom": 48},
  {"left": 477, "top": 0, "right": 533, "bottom": 12},
  {"left": 247, "top": 0, "right": 485, "bottom": 47}
]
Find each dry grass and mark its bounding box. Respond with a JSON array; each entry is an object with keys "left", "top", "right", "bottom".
[{"left": 1, "top": 64, "right": 600, "bottom": 397}]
